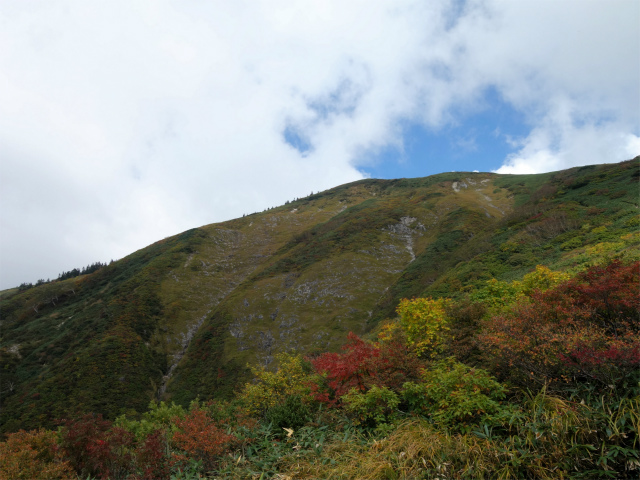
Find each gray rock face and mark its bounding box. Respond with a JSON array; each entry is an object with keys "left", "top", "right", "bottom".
[
  {"left": 159, "top": 310, "right": 210, "bottom": 396},
  {"left": 384, "top": 216, "right": 426, "bottom": 263}
]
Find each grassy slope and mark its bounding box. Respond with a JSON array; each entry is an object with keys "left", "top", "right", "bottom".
[
  {"left": 421, "top": 160, "right": 639, "bottom": 295},
  {"left": 0, "top": 158, "right": 637, "bottom": 432}
]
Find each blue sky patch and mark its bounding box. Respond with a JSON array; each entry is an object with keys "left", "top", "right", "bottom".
[
  {"left": 360, "top": 87, "right": 530, "bottom": 178},
  {"left": 283, "top": 124, "right": 313, "bottom": 156}
]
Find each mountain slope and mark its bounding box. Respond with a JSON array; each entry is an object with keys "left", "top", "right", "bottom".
[{"left": 1, "top": 158, "right": 638, "bottom": 433}]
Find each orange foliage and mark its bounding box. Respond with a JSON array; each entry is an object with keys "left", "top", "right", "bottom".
[
  {"left": 0, "top": 428, "right": 74, "bottom": 480},
  {"left": 171, "top": 408, "right": 236, "bottom": 472},
  {"left": 479, "top": 260, "right": 640, "bottom": 389}
]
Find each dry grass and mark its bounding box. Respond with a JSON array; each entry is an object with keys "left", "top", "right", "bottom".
[
  {"left": 277, "top": 419, "right": 519, "bottom": 480},
  {"left": 275, "top": 388, "right": 637, "bottom": 480}
]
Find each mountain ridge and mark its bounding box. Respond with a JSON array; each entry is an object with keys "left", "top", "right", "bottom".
[{"left": 1, "top": 158, "right": 638, "bottom": 433}]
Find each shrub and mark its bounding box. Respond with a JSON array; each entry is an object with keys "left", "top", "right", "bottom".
[
  {"left": 402, "top": 359, "right": 508, "bottom": 432},
  {"left": 240, "top": 353, "right": 314, "bottom": 415},
  {"left": 135, "top": 429, "right": 171, "bottom": 480},
  {"left": 443, "top": 299, "right": 486, "bottom": 364},
  {"left": 560, "top": 236, "right": 583, "bottom": 250},
  {"left": 310, "top": 333, "right": 423, "bottom": 405},
  {"left": 115, "top": 400, "right": 186, "bottom": 441},
  {"left": 60, "top": 413, "right": 172, "bottom": 480},
  {"left": 59, "top": 413, "right": 134, "bottom": 480},
  {"left": 624, "top": 215, "right": 640, "bottom": 228},
  {"left": 479, "top": 259, "right": 640, "bottom": 391},
  {"left": 396, "top": 297, "right": 451, "bottom": 358},
  {"left": 202, "top": 399, "right": 257, "bottom": 431},
  {"left": 264, "top": 395, "right": 312, "bottom": 432},
  {"left": 171, "top": 407, "right": 236, "bottom": 472},
  {"left": 519, "top": 264, "right": 571, "bottom": 295},
  {"left": 342, "top": 385, "right": 400, "bottom": 430},
  {"left": 471, "top": 265, "right": 570, "bottom": 311},
  {"left": 0, "top": 428, "right": 74, "bottom": 480}
]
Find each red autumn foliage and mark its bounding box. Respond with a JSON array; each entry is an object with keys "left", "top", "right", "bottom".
[
  {"left": 60, "top": 414, "right": 134, "bottom": 479},
  {"left": 59, "top": 413, "right": 171, "bottom": 480},
  {"left": 561, "top": 259, "right": 639, "bottom": 336},
  {"left": 310, "top": 332, "right": 423, "bottom": 404},
  {"left": 171, "top": 408, "right": 236, "bottom": 472},
  {"left": 479, "top": 259, "right": 639, "bottom": 389},
  {"left": 136, "top": 429, "right": 171, "bottom": 480}
]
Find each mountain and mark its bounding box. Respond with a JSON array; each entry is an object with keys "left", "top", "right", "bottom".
[{"left": 1, "top": 158, "right": 638, "bottom": 433}]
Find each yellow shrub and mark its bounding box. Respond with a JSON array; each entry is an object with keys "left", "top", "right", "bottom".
[
  {"left": 376, "top": 320, "right": 402, "bottom": 344},
  {"left": 520, "top": 264, "right": 570, "bottom": 295},
  {"left": 239, "top": 353, "right": 313, "bottom": 414},
  {"left": 474, "top": 265, "right": 570, "bottom": 311},
  {"left": 396, "top": 297, "right": 451, "bottom": 358}
]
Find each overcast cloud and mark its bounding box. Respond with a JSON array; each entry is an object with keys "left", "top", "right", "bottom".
[{"left": 0, "top": 0, "right": 638, "bottom": 289}]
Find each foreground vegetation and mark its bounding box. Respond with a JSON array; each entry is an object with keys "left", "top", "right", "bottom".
[{"left": 2, "top": 258, "right": 638, "bottom": 479}]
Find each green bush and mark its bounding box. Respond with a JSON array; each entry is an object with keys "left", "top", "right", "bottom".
[
  {"left": 402, "top": 359, "right": 508, "bottom": 432},
  {"left": 342, "top": 385, "right": 400, "bottom": 429},
  {"left": 624, "top": 215, "right": 640, "bottom": 228},
  {"left": 560, "top": 236, "right": 583, "bottom": 250},
  {"left": 264, "top": 395, "right": 312, "bottom": 432},
  {"left": 239, "top": 353, "right": 314, "bottom": 415},
  {"left": 115, "top": 400, "right": 186, "bottom": 441}
]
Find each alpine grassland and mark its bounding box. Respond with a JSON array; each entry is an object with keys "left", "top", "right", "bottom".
[{"left": 1, "top": 158, "right": 638, "bottom": 478}]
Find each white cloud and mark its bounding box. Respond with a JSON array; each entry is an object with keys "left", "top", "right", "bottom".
[
  {"left": 495, "top": 121, "right": 640, "bottom": 174},
  {"left": 0, "top": 0, "right": 638, "bottom": 287},
  {"left": 456, "top": 0, "right": 640, "bottom": 173}
]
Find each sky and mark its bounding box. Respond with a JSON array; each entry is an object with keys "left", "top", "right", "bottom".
[{"left": 0, "top": 0, "right": 638, "bottom": 290}]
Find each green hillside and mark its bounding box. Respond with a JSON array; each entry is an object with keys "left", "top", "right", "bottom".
[{"left": 1, "top": 158, "right": 638, "bottom": 434}]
